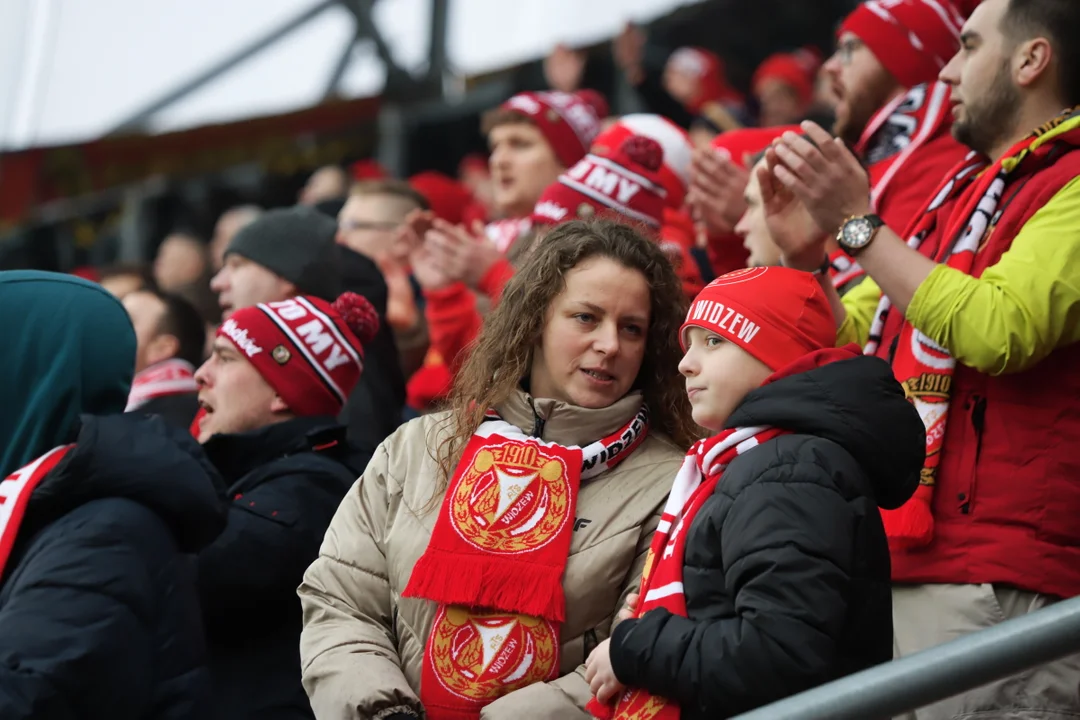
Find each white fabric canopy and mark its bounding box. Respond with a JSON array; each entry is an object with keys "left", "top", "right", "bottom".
[{"left": 0, "top": 0, "right": 701, "bottom": 151}]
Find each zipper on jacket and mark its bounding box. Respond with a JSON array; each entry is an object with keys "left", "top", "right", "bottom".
[
  {"left": 528, "top": 397, "right": 546, "bottom": 438},
  {"left": 959, "top": 395, "right": 986, "bottom": 515},
  {"left": 583, "top": 629, "right": 599, "bottom": 663}
]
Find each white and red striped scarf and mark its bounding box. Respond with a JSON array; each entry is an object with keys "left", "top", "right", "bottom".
[
  {"left": 0, "top": 445, "right": 74, "bottom": 575},
  {"left": 862, "top": 110, "right": 1080, "bottom": 547},
  {"left": 589, "top": 425, "right": 789, "bottom": 720},
  {"left": 125, "top": 359, "right": 198, "bottom": 411},
  {"left": 833, "top": 81, "right": 955, "bottom": 289}
]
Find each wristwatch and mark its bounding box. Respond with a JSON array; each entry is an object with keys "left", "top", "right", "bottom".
[{"left": 837, "top": 214, "right": 885, "bottom": 255}]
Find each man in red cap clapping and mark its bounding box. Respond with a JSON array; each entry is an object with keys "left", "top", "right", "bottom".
[{"left": 692, "top": 0, "right": 974, "bottom": 289}]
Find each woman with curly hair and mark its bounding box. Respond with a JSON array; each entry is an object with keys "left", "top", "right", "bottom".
[{"left": 299, "top": 219, "right": 696, "bottom": 720}]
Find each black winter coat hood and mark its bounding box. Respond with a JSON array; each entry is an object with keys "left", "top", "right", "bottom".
[
  {"left": 727, "top": 352, "right": 925, "bottom": 510},
  {"left": 28, "top": 413, "right": 227, "bottom": 552}
]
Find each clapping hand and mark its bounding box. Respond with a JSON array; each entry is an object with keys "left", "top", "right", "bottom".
[
  {"left": 757, "top": 146, "right": 827, "bottom": 272},
  {"left": 770, "top": 121, "right": 873, "bottom": 238},
  {"left": 424, "top": 219, "right": 502, "bottom": 290},
  {"left": 687, "top": 147, "right": 751, "bottom": 235}
]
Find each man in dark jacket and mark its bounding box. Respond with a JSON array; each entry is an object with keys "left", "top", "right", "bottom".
[
  {"left": 123, "top": 287, "right": 206, "bottom": 428},
  {"left": 0, "top": 270, "right": 227, "bottom": 719},
  {"left": 585, "top": 267, "right": 924, "bottom": 718},
  {"left": 211, "top": 204, "right": 403, "bottom": 465},
  {"left": 193, "top": 290, "right": 380, "bottom": 719}
]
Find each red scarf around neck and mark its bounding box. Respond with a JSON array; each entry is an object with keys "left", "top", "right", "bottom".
[
  {"left": 0, "top": 445, "right": 74, "bottom": 575},
  {"left": 125, "top": 359, "right": 198, "bottom": 411},
  {"left": 404, "top": 406, "right": 649, "bottom": 720},
  {"left": 864, "top": 108, "right": 1080, "bottom": 548}
]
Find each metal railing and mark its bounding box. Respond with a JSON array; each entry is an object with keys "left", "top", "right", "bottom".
[{"left": 731, "top": 594, "right": 1080, "bottom": 720}]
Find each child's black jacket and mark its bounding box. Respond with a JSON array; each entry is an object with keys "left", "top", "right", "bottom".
[{"left": 611, "top": 354, "right": 925, "bottom": 719}]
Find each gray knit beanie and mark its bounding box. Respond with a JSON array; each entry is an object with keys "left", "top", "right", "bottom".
[{"left": 225, "top": 206, "right": 341, "bottom": 300}]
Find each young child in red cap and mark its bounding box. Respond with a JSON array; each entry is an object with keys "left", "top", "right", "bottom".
[{"left": 585, "top": 267, "right": 925, "bottom": 719}]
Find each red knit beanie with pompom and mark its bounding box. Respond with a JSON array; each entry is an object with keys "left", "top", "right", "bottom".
[
  {"left": 531, "top": 135, "right": 668, "bottom": 231},
  {"left": 217, "top": 292, "right": 379, "bottom": 416}
]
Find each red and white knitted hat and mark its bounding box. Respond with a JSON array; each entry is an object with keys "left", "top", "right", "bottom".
[
  {"left": 217, "top": 293, "right": 379, "bottom": 417},
  {"left": 841, "top": 0, "right": 966, "bottom": 89},
  {"left": 592, "top": 114, "right": 692, "bottom": 208},
  {"left": 531, "top": 135, "right": 668, "bottom": 231},
  {"left": 681, "top": 267, "right": 836, "bottom": 371},
  {"left": 499, "top": 91, "right": 604, "bottom": 168}
]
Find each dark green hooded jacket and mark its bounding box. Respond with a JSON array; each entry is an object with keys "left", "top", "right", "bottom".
[
  {"left": 0, "top": 271, "right": 135, "bottom": 478},
  {"left": 0, "top": 271, "right": 227, "bottom": 719}
]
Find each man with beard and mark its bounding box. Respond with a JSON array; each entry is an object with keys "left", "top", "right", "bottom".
[
  {"left": 690, "top": 0, "right": 973, "bottom": 291},
  {"left": 765, "top": 0, "right": 1080, "bottom": 716},
  {"left": 819, "top": 0, "right": 975, "bottom": 288}
]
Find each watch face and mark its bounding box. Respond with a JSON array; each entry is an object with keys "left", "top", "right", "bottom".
[{"left": 842, "top": 217, "right": 875, "bottom": 249}]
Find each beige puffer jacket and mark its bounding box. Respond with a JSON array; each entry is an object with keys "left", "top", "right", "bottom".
[{"left": 299, "top": 389, "right": 683, "bottom": 720}]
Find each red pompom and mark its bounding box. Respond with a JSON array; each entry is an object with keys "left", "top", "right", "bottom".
[
  {"left": 620, "top": 136, "right": 664, "bottom": 173},
  {"left": 332, "top": 292, "right": 380, "bottom": 346}
]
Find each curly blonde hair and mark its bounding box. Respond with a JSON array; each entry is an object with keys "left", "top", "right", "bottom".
[{"left": 433, "top": 219, "right": 697, "bottom": 490}]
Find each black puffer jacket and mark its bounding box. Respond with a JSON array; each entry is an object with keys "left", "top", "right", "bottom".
[
  {"left": 197, "top": 416, "right": 360, "bottom": 720},
  {"left": 611, "top": 355, "right": 925, "bottom": 719},
  {"left": 0, "top": 414, "right": 227, "bottom": 720}
]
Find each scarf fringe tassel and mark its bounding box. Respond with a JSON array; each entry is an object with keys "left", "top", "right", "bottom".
[
  {"left": 880, "top": 484, "right": 934, "bottom": 549},
  {"left": 404, "top": 551, "right": 567, "bottom": 622}
]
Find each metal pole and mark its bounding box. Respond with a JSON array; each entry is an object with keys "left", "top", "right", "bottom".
[
  {"left": 324, "top": 31, "right": 361, "bottom": 98},
  {"left": 108, "top": 0, "right": 338, "bottom": 135},
  {"left": 338, "top": 0, "right": 401, "bottom": 74},
  {"left": 375, "top": 103, "right": 406, "bottom": 179},
  {"left": 427, "top": 0, "right": 449, "bottom": 86},
  {"left": 732, "top": 594, "right": 1080, "bottom": 720}
]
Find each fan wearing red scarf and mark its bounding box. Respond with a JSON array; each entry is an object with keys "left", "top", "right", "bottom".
[{"left": 584, "top": 267, "right": 924, "bottom": 719}]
